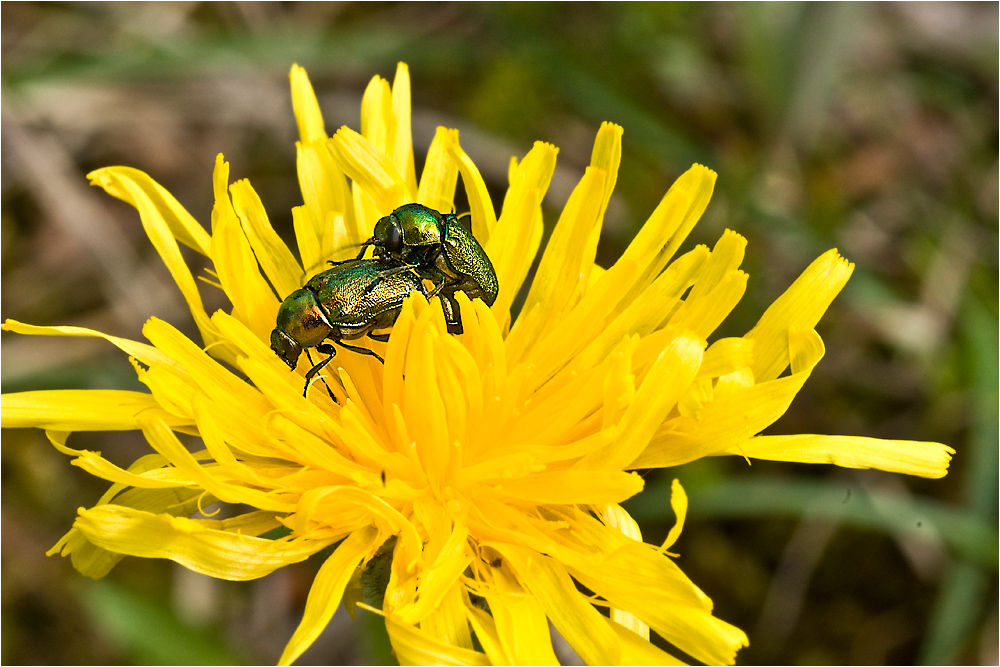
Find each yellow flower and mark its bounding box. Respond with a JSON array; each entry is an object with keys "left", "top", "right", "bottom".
[{"left": 1, "top": 63, "right": 954, "bottom": 666}]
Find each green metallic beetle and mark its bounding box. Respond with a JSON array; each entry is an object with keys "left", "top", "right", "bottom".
[
  {"left": 270, "top": 259, "right": 436, "bottom": 397},
  {"left": 355, "top": 203, "right": 498, "bottom": 334}
]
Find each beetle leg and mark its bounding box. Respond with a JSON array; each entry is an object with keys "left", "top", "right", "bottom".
[
  {"left": 353, "top": 241, "right": 374, "bottom": 260},
  {"left": 337, "top": 341, "right": 385, "bottom": 364},
  {"left": 363, "top": 263, "right": 419, "bottom": 295},
  {"left": 303, "top": 345, "right": 340, "bottom": 402},
  {"left": 367, "top": 332, "right": 391, "bottom": 343},
  {"left": 426, "top": 277, "right": 446, "bottom": 299},
  {"left": 442, "top": 295, "right": 464, "bottom": 335},
  {"left": 377, "top": 262, "right": 419, "bottom": 277}
]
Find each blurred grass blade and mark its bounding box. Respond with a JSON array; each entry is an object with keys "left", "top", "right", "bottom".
[
  {"left": 81, "top": 579, "right": 247, "bottom": 665},
  {"left": 919, "top": 294, "right": 998, "bottom": 664},
  {"left": 626, "top": 476, "right": 998, "bottom": 569}
]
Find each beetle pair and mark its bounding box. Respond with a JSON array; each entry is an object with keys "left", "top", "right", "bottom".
[{"left": 270, "top": 204, "right": 498, "bottom": 397}]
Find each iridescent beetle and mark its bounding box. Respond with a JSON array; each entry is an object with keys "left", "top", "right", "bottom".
[
  {"left": 355, "top": 203, "right": 498, "bottom": 334},
  {"left": 270, "top": 259, "right": 437, "bottom": 397}
]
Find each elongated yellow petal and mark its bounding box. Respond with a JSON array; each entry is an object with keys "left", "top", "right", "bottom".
[
  {"left": 505, "top": 165, "right": 608, "bottom": 364},
  {"left": 418, "top": 127, "right": 460, "bottom": 215},
  {"left": 46, "top": 429, "right": 192, "bottom": 489},
  {"left": 210, "top": 157, "right": 280, "bottom": 343},
  {"left": 487, "top": 470, "right": 644, "bottom": 505},
  {"left": 1, "top": 319, "right": 176, "bottom": 370},
  {"left": 616, "top": 164, "right": 716, "bottom": 309},
  {"left": 464, "top": 603, "right": 513, "bottom": 665},
  {"left": 579, "top": 122, "right": 623, "bottom": 291},
  {"left": 609, "top": 618, "right": 687, "bottom": 666},
  {"left": 87, "top": 166, "right": 211, "bottom": 256},
  {"left": 745, "top": 249, "right": 853, "bottom": 382},
  {"left": 389, "top": 62, "right": 418, "bottom": 197},
  {"left": 662, "top": 479, "right": 688, "bottom": 551},
  {"left": 2, "top": 389, "right": 189, "bottom": 431},
  {"left": 290, "top": 64, "right": 327, "bottom": 144},
  {"left": 395, "top": 521, "right": 472, "bottom": 625},
  {"left": 726, "top": 434, "right": 955, "bottom": 478},
  {"left": 330, "top": 126, "right": 407, "bottom": 214},
  {"left": 140, "top": 417, "right": 296, "bottom": 511},
  {"left": 448, "top": 133, "right": 497, "bottom": 241},
  {"left": 482, "top": 585, "right": 560, "bottom": 665},
  {"left": 50, "top": 453, "right": 210, "bottom": 579},
  {"left": 498, "top": 546, "right": 622, "bottom": 666},
  {"left": 88, "top": 167, "right": 217, "bottom": 344},
  {"left": 278, "top": 527, "right": 380, "bottom": 665},
  {"left": 600, "top": 505, "right": 651, "bottom": 640},
  {"left": 564, "top": 541, "right": 747, "bottom": 665},
  {"left": 294, "top": 142, "right": 356, "bottom": 266},
  {"left": 75, "top": 505, "right": 334, "bottom": 581},
  {"left": 633, "top": 329, "right": 826, "bottom": 468},
  {"left": 487, "top": 142, "right": 557, "bottom": 324},
  {"left": 418, "top": 583, "right": 474, "bottom": 650},
  {"left": 229, "top": 179, "right": 304, "bottom": 299},
  {"left": 585, "top": 333, "right": 704, "bottom": 470},
  {"left": 386, "top": 614, "right": 491, "bottom": 666}
]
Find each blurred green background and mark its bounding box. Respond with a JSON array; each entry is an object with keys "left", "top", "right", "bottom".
[{"left": 2, "top": 3, "right": 996, "bottom": 665}]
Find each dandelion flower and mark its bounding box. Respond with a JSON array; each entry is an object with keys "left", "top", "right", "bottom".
[{"left": 1, "top": 63, "right": 954, "bottom": 665}]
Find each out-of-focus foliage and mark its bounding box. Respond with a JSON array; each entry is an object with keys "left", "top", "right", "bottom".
[{"left": 2, "top": 3, "right": 996, "bottom": 665}]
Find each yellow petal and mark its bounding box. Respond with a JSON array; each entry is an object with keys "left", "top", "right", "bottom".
[
  {"left": 563, "top": 540, "right": 747, "bottom": 665},
  {"left": 418, "top": 582, "right": 474, "bottom": 650},
  {"left": 579, "top": 122, "right": 624, "bottom": 291},
  {"left": 361, "top": 73, "right": 393, "bottom": 155},
  {"left": 727, "top": 434, "right": 955, "bottom": 478},
  {"left": 481, "top": 585, "right": 560, "bottom": 665},
  {"left": 417, "top": 127, "right": 460, "bottom": 214},
  {"left": 394, "top": 520, "right": 472, "bottom": 625},
  {"left": 522, "top": 166, "right": 714, "bottom": 387},
  {"left": 46, "top": 429, "right": 192, "bottom": 489},
  {"left": 1, "top": 389, "right": 189, "bottom": 431},
  {"left": 608, "top": 618, "right": 687, "bottom": 666},
  {"left": 745, "top": 249, "right": 853, "bottom": 382},
  {"left": 505, "top": 165, "right": 608, "bottom": 365},
  {"left": 87, "top": 166, "right": 211, "bottom": 256},
  {"left": 600, "top": 505, "right": 651, "bottom": 640},
  {"left": 74, "top": 505, "right": 334, "bottom": 581},
  {"left": 210, "top": 160, "right": 280, "bottom": 344},
  {"left": 487, "top": 142, "right": 557, "bottom": 325},
  {"left": 330, "top": 126, "right": 407, "bottom": 214},
  {"left": 51, "top": 454, "right": 209, "bottom": 579},
  {"left": 448, "top": 133, "right": 497, "bottom": 242},
  {"left": 389, "top": 62, "right": 418, "bottom": 197},
  {"left": 632, "top": 329, "right": 826, "bottom": 468},
  {"left": 464, "top": 603, "right": 514, "bottom": 665},
  {"left": 619, "top": 164, "right": 717, "bottom": 307},
  {"left": 488, "top": 470, "right": 644, "bottom": 505},
  {"left": 229, "top": 179, "right": 304, "bottom": 299},
  {"left": 289, "top": 64, "right": 327, "bottom": 144},
  {"left": 385, "top": 614, "right": 491, "bottom": 666},
  {"left": 278, "top": 527, "right": 380, "bottom": 665},
  {"left": 2, "top": 319, "right": 174, "bottom": 370},
  {"left": 498, "top": 546, "right": 622, "bottom": 666},
  {"left": 661, "top": 479, "right": 689, "bottom": 551},
  {"left": 140, "top": 417, "right": 296, "bottom": 512},
  {"left": 577, "top": 333, "right": 704, "bottom": 471},
  {"left": 294, "top": 141, "right": 356, "bottom": 265},
  {"left": 87, "top": 167, "right": 216, "bottom": 344}
]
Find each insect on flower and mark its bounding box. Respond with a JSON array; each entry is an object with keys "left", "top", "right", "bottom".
[
  {"left": 270, "top": 258, "right": 441, "bottom": 396},
  {"left": 356, "top": 203, "right": 499, "bottom": 334}
]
